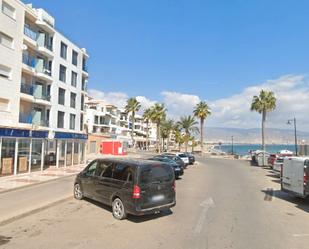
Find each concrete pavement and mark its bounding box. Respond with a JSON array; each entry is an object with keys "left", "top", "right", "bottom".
[{"left": 0, "top": 157, "right": 309, "bottom": 249}]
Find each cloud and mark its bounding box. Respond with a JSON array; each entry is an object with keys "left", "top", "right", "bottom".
[
  {"left": 208, "top": 74, "right": 309, "bottom": 131},
  {"left": 88, "top": 74, "right": 309, "bottom": 131},
  {"left": 161, "top": 91, "right": 201, "bottom": 119}
]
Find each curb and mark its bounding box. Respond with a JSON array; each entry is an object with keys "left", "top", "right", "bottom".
[
  {"left": 0, "top": 196, "right": 73, "bottom": 227},
  {"left": 0, "top": 174, "right": 77, "bottom": 195}
]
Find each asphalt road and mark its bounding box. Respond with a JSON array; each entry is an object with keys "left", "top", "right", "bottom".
[{"left": 1, "top": 157, "right": 309, "bottom": 249}]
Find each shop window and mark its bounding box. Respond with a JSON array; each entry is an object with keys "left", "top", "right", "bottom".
[
  {"left": 1, "top": 138, "right": 15, "bottom": 176},
  {"left": 31, "top": 139, "right": 42, "bottom": 172},
  {"left": 17, "top": 139, "right": 30, "bottom": 173}
]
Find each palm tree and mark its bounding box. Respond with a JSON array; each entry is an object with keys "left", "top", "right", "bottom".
[
  {"left": 174, "top": 128, "right": 185, "bottom": 151},
  {"left": 125, "top": 97, "right": 141, "bottom": 148},
  {"left": 160, "top": 119, "right": 174, "bottom": 152},
  {"left": 177, "top": 115, "right": 199, "bottom": 152},
  {"left": 142, "top": 108, "right": 152, "bottom": 150},
  {"left": 149, "top": 103, "right": 166, "bottom": 153},
  {"left": 250, "top": 89, "right": 276, "bottom": 157},
  {"left": 193, "top": 101, "right": 211, "bottom": 153}
]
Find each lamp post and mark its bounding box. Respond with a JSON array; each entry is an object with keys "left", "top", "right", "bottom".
[
  {"left": 287, "top": 118, "right": 298, "bottom": 156},
  {"left": 231, "top": 136, "right": 234, "bottom": 155}
]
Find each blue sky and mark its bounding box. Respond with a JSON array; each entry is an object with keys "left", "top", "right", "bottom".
[{"left": 25, "top": 0, "right": 309, "bottom": 101}]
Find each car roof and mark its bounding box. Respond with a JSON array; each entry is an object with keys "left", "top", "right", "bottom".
[{"left": 93, "top": 157, "right": 168, "bottom": 168}]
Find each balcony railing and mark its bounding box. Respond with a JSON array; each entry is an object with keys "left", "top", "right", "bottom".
[
  {"left": 19, "top": 114, "right": 33, "bottom": 124},
  {"left": 22, "top": 53, "right": 36, "bottom": 68},
  {"left": 24, "top": 26, "right": 37, "bottom": 41},
  {"left": 20, "top": 83, "right": 34, "bottom": 95},
  {"left": 33, "top": 119, "right": 49, "bottom": 127},
  {"left": 82, "top": 64, "right": 88, "bottom": 72}
]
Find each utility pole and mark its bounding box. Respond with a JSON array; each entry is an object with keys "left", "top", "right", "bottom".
[
  {"left": 287, "top": 117, "right": 298, "bottom": 156},
  {"left": 231, "top": 136, "right": 234, "bottom": 155}
]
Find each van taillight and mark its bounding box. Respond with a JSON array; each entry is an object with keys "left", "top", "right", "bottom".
[
  {"left": 132, "top": 185, "right": 141, "bottom": 199},
  {"left": 304, "top": 170, "right": 308, "bottom": 185},
  {"left": 172, "top": 181, "right": 176, "bottom": 192}
]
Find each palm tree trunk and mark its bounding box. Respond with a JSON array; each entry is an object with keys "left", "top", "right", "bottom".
[
  {"left": 146, "top": 121, "right": 149, "bottom": 151},
  {"left": 185, "top": 133, "right": 188, "bottom": 152},
  {"left": 156, "top": 123, "right": 160, "bottom": 153},
  {"left": 131, "top": 112, "right": 135, "bottom": 148},
  {"left": 167, "top": 135, "right": 170, "bottom": 152},
  {"left": 200, "top": 118, "right": 204, "bottom": 153},
  {"left": 262, "top": 110, "right": 266, "bottom": 165}
]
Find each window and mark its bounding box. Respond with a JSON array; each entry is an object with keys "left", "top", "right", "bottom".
[
  {"left": 140, "top": 165, "right": 173, "bottom": 184},
  {"left": 102, "top": 163, "right": 113, "bottom": 178},
  {"left": 60, "top": 42, "right": 67, "bottom": 59},
  {"left": 59, "top": 64, "right": 66, "bottom": 82},
  {"left": 81, "top": 95, "right": 85, "bottom": 110},
  {"left": 0, "top": 98, "right": 9, "bottom": 112},
  {"left": 57, "top": 111, "right": 65, "bottom": 128},
  {"left": 80, "top": 114, "right": 84, "bottom": 131},
  {"left": 2, "top": 1, "right": 15, "bottom": 19},
  {"left": 70, "top": 114, "right": 76, "bottom": 130},
  {"left": 113, "top": 164, "right": 133, "bottom": 182},
  {"left": 58, "top": 88, "right": 65, "bottom": 105},
  {"left": 85, "top": 160, "right": 97, "bottom": 176},
  {"left": 0, "top": 32, "right": 13, "bottom": 49},
  {"left": 71, "top": 71, "right": 77, "bottom": 87},
  {"left": 0, "top": 64, "right": 11, "bottom": 79},
  {"left": 72, "top": 50, "right": 78, "bottom": 66},
  {"left": 70, "top": 92, "right": 76, "bottom": 108},
  {"left": 94, "top": 115, "right": 99, "bottom": 124}
]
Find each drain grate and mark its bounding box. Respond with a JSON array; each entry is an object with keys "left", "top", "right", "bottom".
[{"left": 0, "top": 235, "right": 12, "bottom": 246}]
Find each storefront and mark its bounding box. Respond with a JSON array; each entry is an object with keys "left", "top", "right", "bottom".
[{"left": 0, "top": 128, "right": 87, "bottom": 177}]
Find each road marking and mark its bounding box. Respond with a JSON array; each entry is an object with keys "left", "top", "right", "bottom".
[
  {"left": 293, "top": 234, "right": 309, "bottom": 237},
  {"left": 193, "top": 198, "right": 215, "bottom": 234}
]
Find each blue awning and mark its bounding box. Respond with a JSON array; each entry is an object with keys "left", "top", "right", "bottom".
[{"left": 54, "top": 132, "right": 88, "bottom": 140}]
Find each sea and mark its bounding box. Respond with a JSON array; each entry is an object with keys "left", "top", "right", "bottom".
[{"left": 214, "top": 144, "right": 296, "bottom": 156}]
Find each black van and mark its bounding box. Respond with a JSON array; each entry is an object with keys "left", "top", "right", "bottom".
[{"left": 74, "top": 158, "right": 176, "bottom": 220}]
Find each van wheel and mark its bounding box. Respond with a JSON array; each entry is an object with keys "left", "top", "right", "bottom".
[
  {"left": 112, "top": 198, "right": 127, "bottom": 220},
  {"left": 74, "top": 183, "right": 83, "bottom": 200}
]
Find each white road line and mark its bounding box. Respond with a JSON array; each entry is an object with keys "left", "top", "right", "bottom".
[
  {"left": 293, "top": 234, "right": 309, "bottom": 237},
  {"left": 193, "top": 198, "right": 215, "bottom": 234}
]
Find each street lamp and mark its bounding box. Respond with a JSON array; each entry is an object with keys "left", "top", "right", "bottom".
[
  {"left": 287, "top": 117, "right": 298, "bottom": 156},
  {"left": 231, "top": 136, "right": 234, "bottom": 155}
]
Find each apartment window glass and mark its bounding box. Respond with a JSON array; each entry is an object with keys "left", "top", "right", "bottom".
[
  {"left": 70, "top": 114, "right": 76, "bottom": 130},
  {"left": 72, "top": 50, "right": 78, "bottom": 66},
  {"left": 80, "top": 114, "right": 84, "bottom": 131},
  {"left": 0, "top": 32, "right": 13, "bottom": 49},
  {"left": 81, "top": 95, "right": 85, "bottom": 111},
  {"left": 57, "top": 111, "right": 65, "bottom": 128},
  {"left": 2, "top": 1, "right": 15, "bottom": 19},
  {"left": 0, "top": 64, "right": 11, "bottom": 79},
  {"left": 59, "top": 64, "right": 66, "bottom": 82},
  {"left": 60, "top": 42, "right": 67, "bottom": 59},
  {"left": 70, "top": 92, "right": 76, "bottom": 108},
  {"left": 58, "top": 88, "right": 65, "bottom": 105},
  {"left": 71, "top": 71, "right": 77, "bottom": 87}
]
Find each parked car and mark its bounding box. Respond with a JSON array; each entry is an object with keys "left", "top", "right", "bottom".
[
  {"left": 273, "top": 157, "right": 284, "bottom": 173},
  {"left": 148, "top": 156, "right": 184, "bottom": 179},
  {"left": 74, "top": 158, "right": 176, "bottom": 220},
  {"left": 268, "top": 154, "right": 277, "bottom": 169},
  {"left": 281, "top": 157, "right": 309, "bottom": 198},
  {"left": 157, "top": 154, "right": 185, "bottom": 169},
  {"left": 162, "top": 153, "right": 189, "bottom": 166},
  {"left": 183, "top": 152, "right": 195, "bottom": 165}
]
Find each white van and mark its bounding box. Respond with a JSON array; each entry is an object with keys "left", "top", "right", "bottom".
[{"left": 281, "top": 157, "right": 309, "bottom": 198}]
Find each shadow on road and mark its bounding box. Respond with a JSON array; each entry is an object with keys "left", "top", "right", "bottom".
[
  {"left": 266, "top": 174, "right": 280, "bottom": 179},
  {"left": 261, "top": 189, "right": 309, "bottom": 213},
  {"left": 83, "top": 198, "right": 173, "bottom": 223}
]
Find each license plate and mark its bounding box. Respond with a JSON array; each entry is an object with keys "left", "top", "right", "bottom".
[
  {"left": 175, "top": 168, "right": 180, "bottom": 171},
  {"left": 152, "top": 195, "right": 164, "bottom": 202}
]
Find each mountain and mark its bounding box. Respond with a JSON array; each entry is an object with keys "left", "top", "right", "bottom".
[{"left": 204, "top": 127, "right": 309, "bottom": 144}]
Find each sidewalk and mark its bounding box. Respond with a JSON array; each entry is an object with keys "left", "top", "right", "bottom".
[
  {"left": 0, "top": 152, "right": 147, "bottom": 193},
  {"left": 0, "top": 164, "right": 86, "bottom": 193}
]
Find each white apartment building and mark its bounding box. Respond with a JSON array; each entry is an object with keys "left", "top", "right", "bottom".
[
  {"left": 0, "top": 0, "right": 88, "bottom": 177},
  {"left": 85, "top": 98, "right": 157, "bottom": 153}
]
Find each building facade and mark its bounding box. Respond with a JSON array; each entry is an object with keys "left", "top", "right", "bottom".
[
  {"left": 0, "top": 0, "right": 88, "bottom": 177},
  {"left": 85, "top": 98, "right": 157, "bottom": 154}
]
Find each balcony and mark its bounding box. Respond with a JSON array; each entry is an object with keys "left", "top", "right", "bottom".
[
  {"left": 37, "top": 33, "right": 53, "bottom": 57},
  {"left": 24, "top": 26, "right": 37, "bottom": 41},
  {"left": 19, "top": 113, "right": 32, "bottom": 124},
  {"left": 22, "top": 53, "right": 36, "bottom": 68},
  {"left": 35, "top": 60, "right": 52, "bottom": 82},
  {"left": 20, "top": 83, "right": 34, "bottom": 95}
]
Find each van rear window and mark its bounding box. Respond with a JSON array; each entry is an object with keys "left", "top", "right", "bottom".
[{"left": 140, "top": 165, "right": 173, "bottom": 184}]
